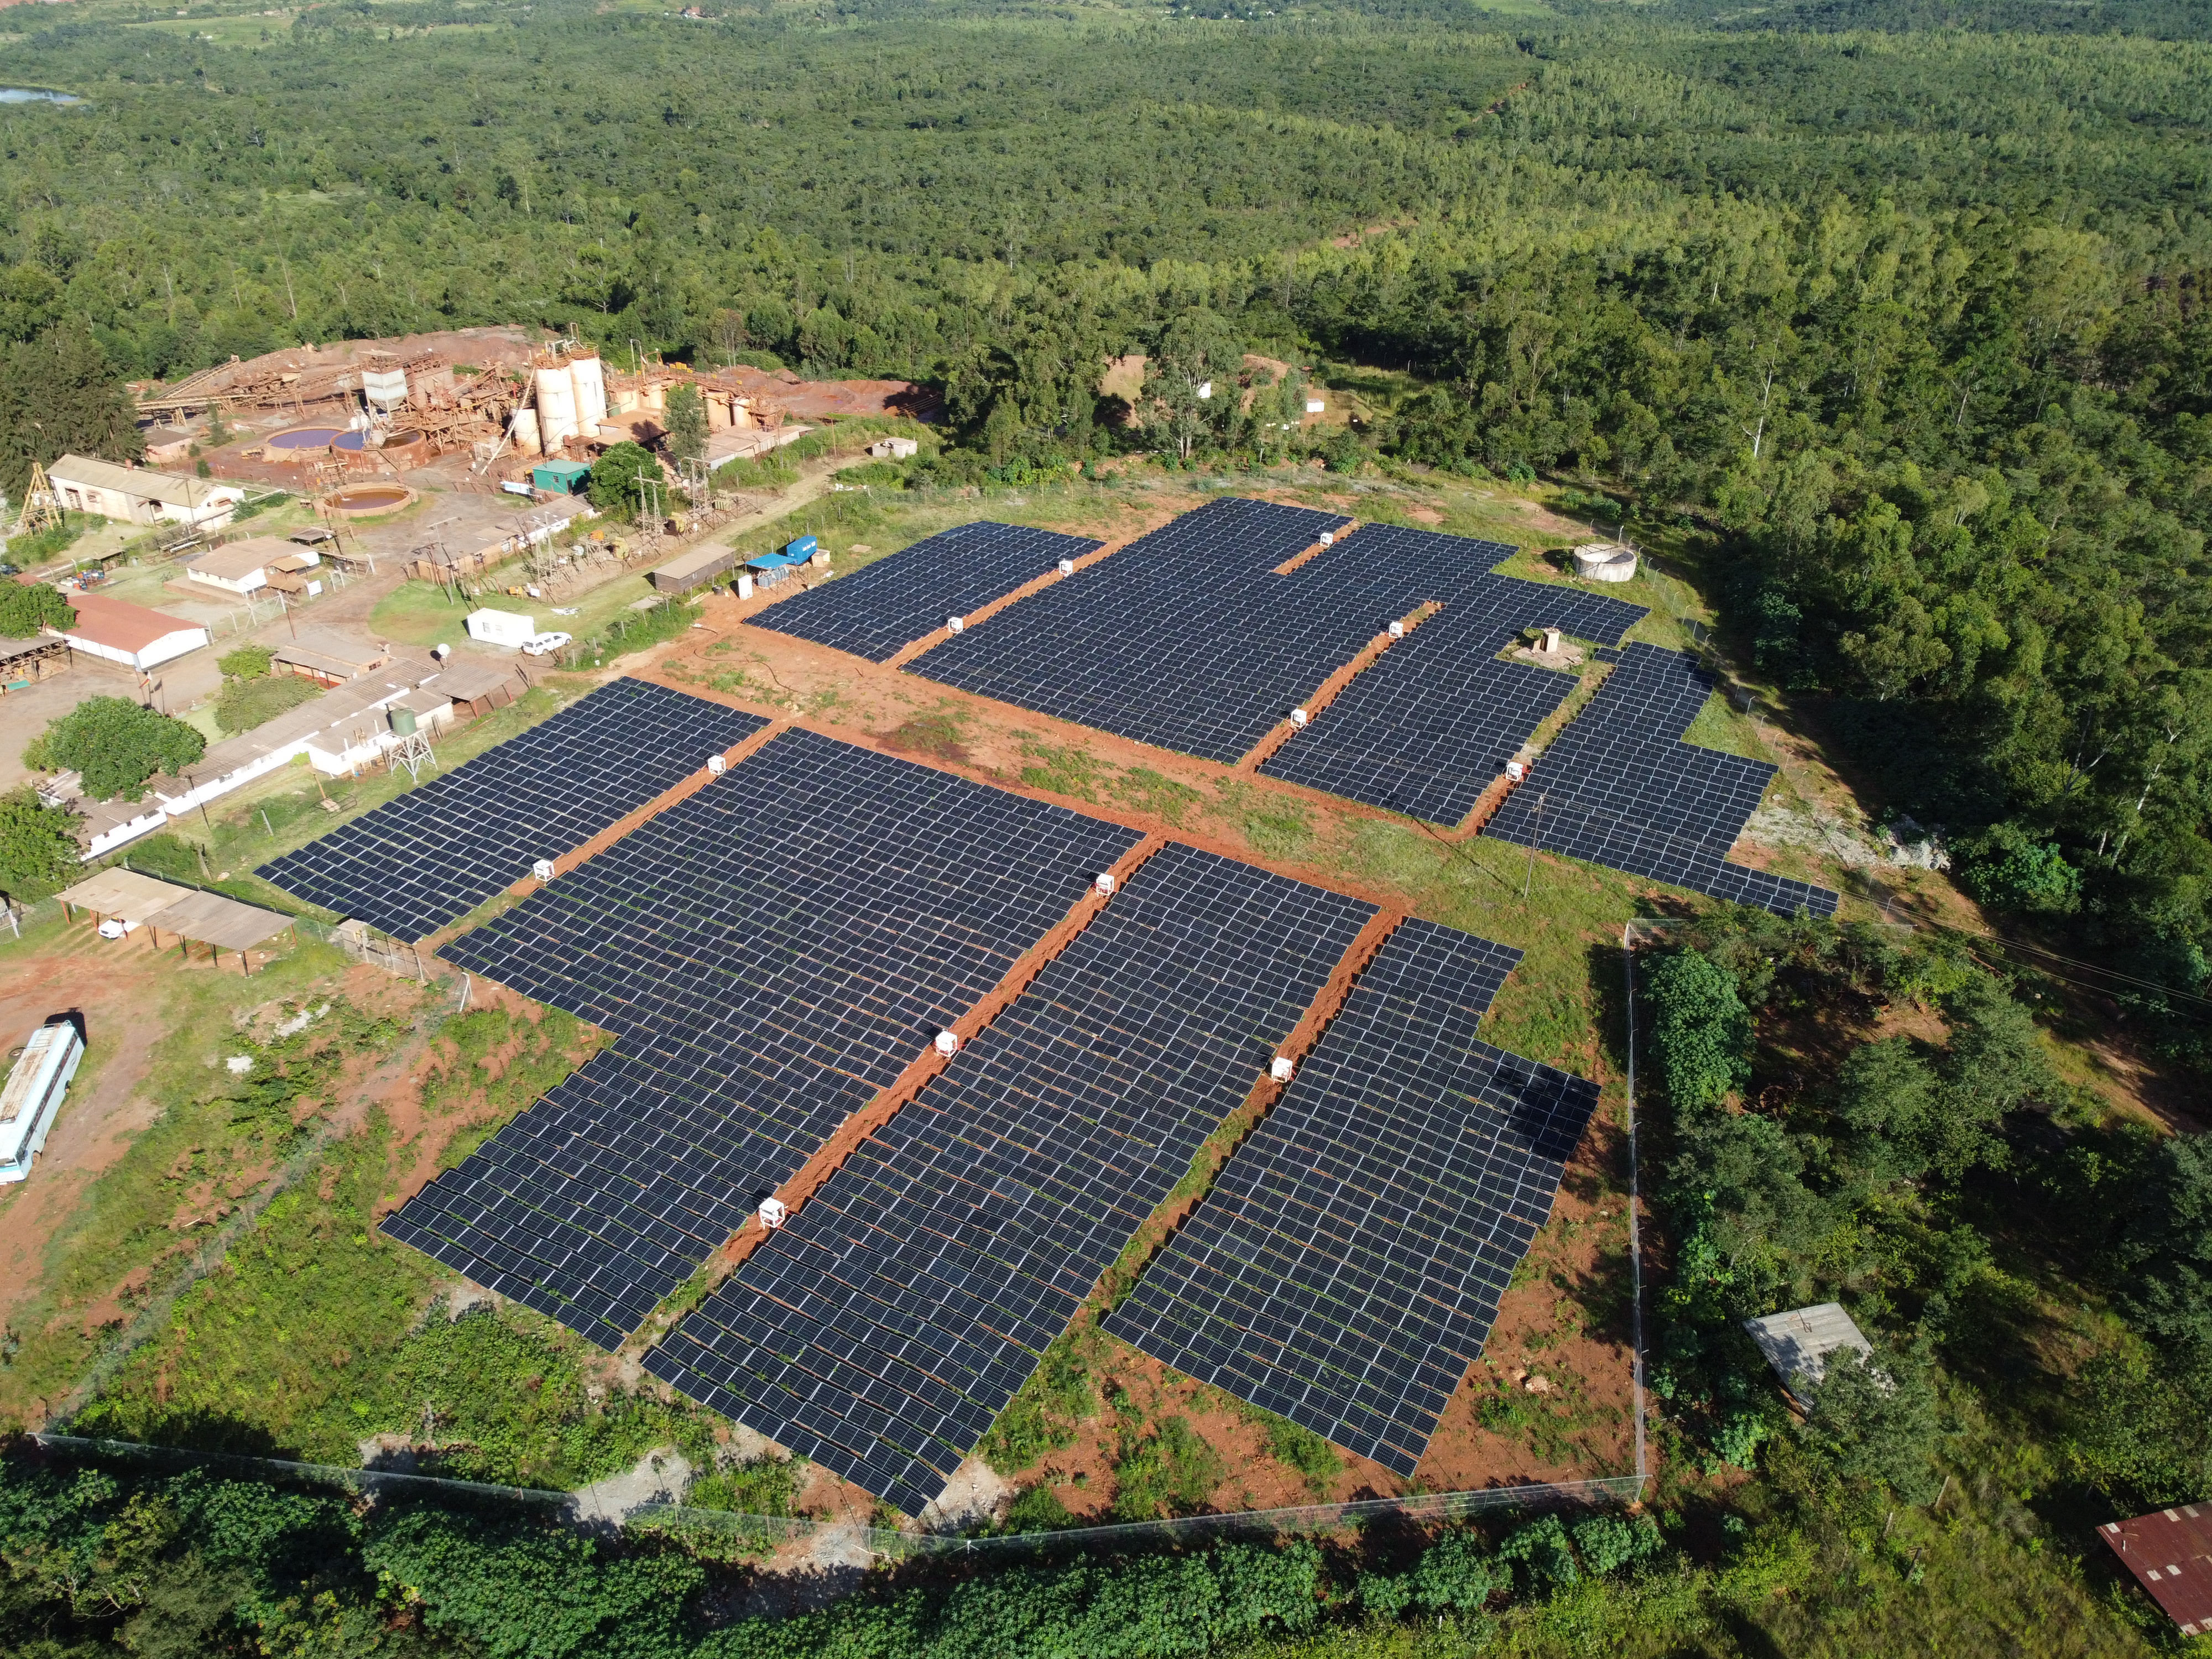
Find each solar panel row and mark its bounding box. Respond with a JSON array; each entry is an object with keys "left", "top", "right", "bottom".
[
  {"left": 908, "top": 505, "right": 1648, "bottom": 804},
  {"left": 911, "top": 497, "right": 1376, "bottom": 762},
  {"left": 257, "top": 679, "right": 767, "bottom": 940},
  {"left": 644, "top": 843, "right": 1378, "bottom": 1515},
  {"left": 381, "top": 731, "right": 1144, "bottom": 1347},
  {"left": 1259, "top": 525, "right": 1648, "bottom": 823},
  {"left": 1105, "top": 917, "right": 1601, "bottom": 1475},
  {"left": 1481, "top": 643, "right": 1839, "bottom": 917},
  {"left": 749, "top": 521, "right": 1104, "bottom": 663}
]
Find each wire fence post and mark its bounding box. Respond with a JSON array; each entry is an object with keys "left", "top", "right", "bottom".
[{"left": 1522, "top": 792, "right": 1545, "bottom": 901}]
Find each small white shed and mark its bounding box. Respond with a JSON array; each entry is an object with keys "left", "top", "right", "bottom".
[
  {"left": 465, "top": 609, "right": 536, "bottom": 649},
  {"left": 864, "top": 436, "right": 919, "bottom": 461}
]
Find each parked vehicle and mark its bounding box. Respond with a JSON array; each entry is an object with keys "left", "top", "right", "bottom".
[{"left": 520, "top": 630, "right": 572, "bottom": 657}]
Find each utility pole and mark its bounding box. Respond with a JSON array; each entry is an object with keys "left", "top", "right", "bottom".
[{"left": 1522, "top": 794, "right": 1546, "bottom": 901}]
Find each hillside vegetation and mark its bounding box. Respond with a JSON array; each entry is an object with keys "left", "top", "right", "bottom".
[{"left": 0, "top": 0, "right": 2206, "bottom": 1653}]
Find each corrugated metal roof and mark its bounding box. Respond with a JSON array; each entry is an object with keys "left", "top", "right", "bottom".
[
  {"left": 2104, "top": 1504, "right": 2212, "bottom": 1633},
  {"left": 50, "top": 454, "right": 237, "bottom": 509},
  {"left": 55, "top": 869, "right": 191, "bottom": 924},
  {"left": 1742, "top": 1302, "right": 1873, "bottom": 1398},
  {"left": 56, "top": 591, "right": 206, "bottom": 654}
]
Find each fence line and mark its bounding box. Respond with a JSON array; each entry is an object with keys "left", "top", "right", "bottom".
[
  {"left": 27, "top": 1431, "right": 1644, "bottom": 1559},
  {"left": 1622, "top": 922, "right": 1650, "bottom": 1488}
]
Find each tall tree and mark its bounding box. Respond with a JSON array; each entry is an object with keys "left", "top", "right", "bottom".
[{"left": 0, "top": 324, "right": 143, "bottom": 498}]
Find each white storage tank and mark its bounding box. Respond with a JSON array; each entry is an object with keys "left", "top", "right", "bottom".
[
  {"left": 0, "top": 1018, "right": 83, "bottom": 1183},
  {"left": 570, "top": 354, "right": 608, "bottom": 428},
  {"left": 1572, "top": 541, "right": 1639, "bottom": 583},
  {"left": 509, "top": 407, "right": 542, "bottom": 457},
  {"left": 535, "top": 364, "right": 580, "bottom": 450}
]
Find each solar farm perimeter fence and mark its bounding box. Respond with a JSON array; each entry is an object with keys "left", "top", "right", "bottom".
[
  {"left": 26, "top": 919, "right": 1661, "bottom": 1562},
  {"left": 26, "top": 1432, "right": 1646, "bottom": 1562}
]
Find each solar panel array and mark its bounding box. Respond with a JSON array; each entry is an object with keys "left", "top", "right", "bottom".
[
  {"left": 911, "top": 497, "right": 1377, "bottom": 763},
  {"left": 1104, "top": 917, "right": 1599, "bottom": 1475},
  {"left": 748, "top": 521, "right": 1103, "bottom": 663},
  {"left": 380, "top": 730, "right": 1142, "bottom": 1345},
  {"left": 1482, "top": 643, "right": 1839, "bottom": 917},
  {"left": 1260, "top": 526, "right": 1648, "bottom": 824},
  {"left": 257, "top": 679, "right": 766, "bottom": 940},
  {"left": 644, "top": 843, "right": 1378, "bottom": 1514}
]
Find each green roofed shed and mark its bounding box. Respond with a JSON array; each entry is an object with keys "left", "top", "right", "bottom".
[{"left": 531, "top": 460, "right": 593, "bottom": 494}]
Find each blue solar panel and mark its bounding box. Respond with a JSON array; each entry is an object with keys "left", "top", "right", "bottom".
[
  {"left": 644, "top": 842, "right": 1378, "bottom": 1514},
  {"left": 910, "top": 497, "right": 1365, "bottom": 763},
  {"left": 749, "top": 521, "right": 1103, "bottom": 663},
  {"left": 381, "top": 730, "right": 1144, "bottom": 1346},
  {"left": 257, "top": 679, "right": 766, "bottom": 940},
  {"left": 1482, "top": 644, "right": 1839, "bottom": 917},
  {"left": 1105, "top": 918, "right": 1598, "bottom": 1475}
]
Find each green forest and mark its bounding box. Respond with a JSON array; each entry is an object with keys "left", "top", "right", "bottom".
[{"left": 1, "top": 0, "right": 2209, "bottom": 1651}]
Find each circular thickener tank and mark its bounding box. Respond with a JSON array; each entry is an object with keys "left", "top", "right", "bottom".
[
  {"left": 323, "top": 484, "right": 416, "bottom": 517},
  {"left": 535, "top": 365, "right": 580, "bottom": 448},
  {"left": 268, "top": 426, "right": 344, "bottom": 452}
]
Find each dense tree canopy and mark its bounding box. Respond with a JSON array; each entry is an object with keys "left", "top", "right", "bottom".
[{"left": 24, "top": 695, "right": 205, "bottom": 801}]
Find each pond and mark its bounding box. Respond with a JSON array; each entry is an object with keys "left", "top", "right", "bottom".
[{"left": 0, "top": 88, "right": 82, "bottom": 105}]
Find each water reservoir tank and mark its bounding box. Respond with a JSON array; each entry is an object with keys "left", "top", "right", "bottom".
[
  {"left": 509, "top": 408, "right": 541, "bottom": 457},
  {"left": 535, "top": 364, "right": 579, "bottom": 450},
  {"left": 569, "top": 355, "right": 608, "bottom": 428},
  {"left": 1572, "top": 542, "right": 1639, "bottom": 583},
  {"left": 390, "top": 706, "right": 418, "bottom": 737}
]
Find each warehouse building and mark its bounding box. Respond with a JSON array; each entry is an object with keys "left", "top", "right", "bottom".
[{"left": 48, "top": 455, "right": 244, "bottom": 529}]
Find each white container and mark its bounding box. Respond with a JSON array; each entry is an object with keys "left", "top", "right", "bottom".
[
  {"left": 535, "top": 365, "right": 580, "bottom": 450},
  {"left": 1269, "top": 1057, "right": 1295, "bottom": 1083},
  {"left": 531, "top": 858, "right": 557, "bottom": 881},
  {"left": 509, "top": 407, "right": 542, "bottom": 457},
  {"left": 933, "top": 1031, "right": 961, "bottom": 1056},
  {"left": 1094, "top": 872, "right": 1117, "bottom": 895},
  {"left": 570, "top": 355, "right": 608, "bottom": 427},
  {"left": 759, "top": 1197, "right": 788, "bottom": 1229},
  {"left": 465, "top": 608, "right": 536, "bottom": 648},
  {"left": 0, "top": 1019, "right": 83, "bottom": 1183}
]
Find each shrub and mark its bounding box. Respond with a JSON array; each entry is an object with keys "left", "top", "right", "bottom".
[
  {"left": 1571, "top": 1512, "right": 1663, "bottom": 1575},
  {"left": 1110, "top": 1415, "right": 1224, "bottom": 1519},
  {"left": 1499, "top": 1514, "right": 1579, "bottom": 1591},
  {"left": 214, "top": 671, "right": 319, "bottom": 733},
  {"left": 24, "top": 695, "right": 204, "bottom": 800},
  {"left": 1410, "top": 1527, "right": 1501, "bottom": 1611},
  {"left": 1961, "top": 824, "right": 2080, "bottom": 914},
  {"left": 0, "top": 578, "right": 72, "bottom": 637},
  {"left": 1797, "top": 1342, "right": 1945, "bottom": 1503},
  {"left": 218, "top": 642, "right": 274, "bottom": 679},
  {"left": 588, "top": 440, "right": 662, "bottom": 517},
  {"left": 1644, "top": 948, "right": 1752, "bottom": 1108},
  {"left": 0, "top": 782, "right": 79, "bottom": 900}
]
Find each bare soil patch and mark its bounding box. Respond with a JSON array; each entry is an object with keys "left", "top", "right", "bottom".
[{"left": 0, "top": 937, "right": 176, "bottom": 1328}]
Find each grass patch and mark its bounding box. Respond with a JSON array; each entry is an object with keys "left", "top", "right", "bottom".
[
  {"left": 1681, "top": 688, "right": 1770, "bottom": 761},
  {"left": 1108, "top": 765, "right": 1204, "bottom": 827},
  {"left": 1017, "top": 737, "right": 1113, "bottom": 801},
  {"left": 979, "top": 1326, "right": 1098, "bottom": 1474},
  {"left": 212, "top": 672, "right": 321, "bottom": 735},
  {"left": 1109, "top": 1408, "right": 1225, "bottom": 1520}
]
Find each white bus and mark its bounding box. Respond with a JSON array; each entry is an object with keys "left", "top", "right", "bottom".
[{"left": 0, "top": 1019, "right": 84, "bottom": 1184}]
